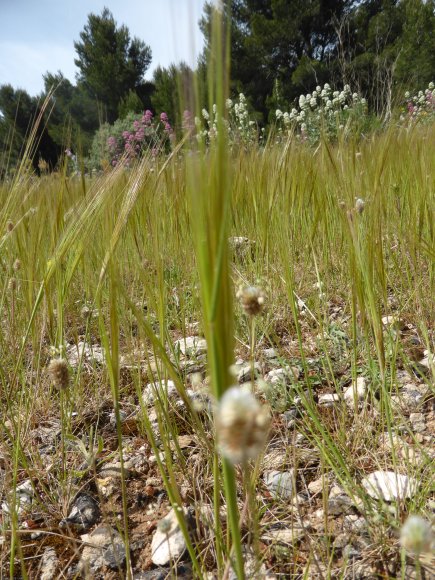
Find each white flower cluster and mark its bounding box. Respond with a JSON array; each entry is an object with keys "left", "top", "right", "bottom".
[
  {"left": 276, "top": 83, "right": 367, "bottom": 143},
  {"left": 194, "top": 107, "right": 219, "bottom": 142},
  {"left": 196, "top": 93, "right": 257, "bottom": 146},
  {"left": 402, "top": 82, "right": 435, "bottom": 123},
  {"left": 227, "top": 93, "right": 258, "bottom": 145}
]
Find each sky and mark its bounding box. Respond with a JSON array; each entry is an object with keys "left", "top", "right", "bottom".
[{"left": 0, "top": 0, "right": 206, "bottom": 96}]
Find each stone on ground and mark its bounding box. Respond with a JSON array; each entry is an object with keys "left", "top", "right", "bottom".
[
  {"left": 151, "top": 508, "right": 188, "bottom": 566},
  {"left": 344, "top": 377, "right": 367, "bottom": 407},
  {"left": 40, "top": 547, "right": 58, "bottom": 580},
  {"left": 361, "top": 471, "right": 418, "bottom": 501},
  {"left": 79, "top": 525, "right": 126, "bottom": 574},
  {"left": 264, "top": 470, "right": 295, "bottom": 499}
]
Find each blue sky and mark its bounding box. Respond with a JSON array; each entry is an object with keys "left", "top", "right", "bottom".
[{"left": 0, "top": 0, "right": 206, "bottom": 95}]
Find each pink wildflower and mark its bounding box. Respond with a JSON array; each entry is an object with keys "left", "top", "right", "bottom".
[{"left": 143, "top": 110, "right": 153, "bottom": 124}]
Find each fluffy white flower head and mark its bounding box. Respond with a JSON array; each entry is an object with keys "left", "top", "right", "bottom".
[
  {"left": 355, "top": 198, "right": 365, "bottom": 214},
  {"left": 215, "top": 387, "right": 270, "bottom": 464},
  {"left": 400, "top": 515, "right": 433, "bottom": 555},
  {"left": 237, "top": 285, "right": 266, "bottom": 316}
]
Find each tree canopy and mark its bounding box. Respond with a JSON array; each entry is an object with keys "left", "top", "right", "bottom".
[
  {"left": 1, "top": 1, "right": 434, "bottom": 175},
  {"left": 200, "top": 0, "right": 435, "bottom": 120},
  {"left": 74, "top": 7, "right": 152, "bottom": 122},
  {"left": 0, "top": 85, "right": 58, "bottom": 174}
]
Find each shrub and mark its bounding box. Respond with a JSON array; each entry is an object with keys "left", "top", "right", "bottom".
[
  {"left": 88, "top": 110, "right": 174, "bottom": 170},
  {"left": 275, "top": 83, "right": 371, "bottom": 144},
  {"left": 402, "top": 82, "right": 435, "bottom": 124},
  {"left": 194, "top": 93, "right": 260, "bottom": 147}
]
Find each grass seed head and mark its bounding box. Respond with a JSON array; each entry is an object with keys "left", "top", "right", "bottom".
[
  {"left": 8, "top": 277, "right": 17, "bottom": 291},
  {"left": 157, "top": 515, "right": 173, "bottom": 534},
  {"left": 6, "top": 221, "right": 14, "bottom": 232},
  {"left": 48, "top": 358, "right": 69, "bottom": 390},
  {"left": 237, "top": 285, "right": 265, "bottom": 316},
  {"left": 400, "top": 515, "right": 433, "bottom": 555},
  {"left": 215, "top": 386, "right": 270, "bottom": 464},
  {"left": 81, "top": 305, "right": 92, "bottom": 319},
  {"left": 355, "top": 198, "right": 365, "bottom": 214},
  {"left": 13, "top": 259, "right": 21, "bottom": 271}
]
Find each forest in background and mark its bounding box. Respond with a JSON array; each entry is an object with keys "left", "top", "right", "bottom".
[{"left": 0, "top": 0, "right": 434, "bottom": 173}]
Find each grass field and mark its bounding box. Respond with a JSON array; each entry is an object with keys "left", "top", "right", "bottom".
[{"left": 0, "top": 118, "right": 434, "bottom": 578}]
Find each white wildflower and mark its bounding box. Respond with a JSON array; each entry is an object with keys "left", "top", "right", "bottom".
[
  {"left": 236, "top": 286, "right": 265, "bottom": 316},
  {"left": 215, "top": 387, "right": 270, "bottom": 464},
  {"left": 400, "top": 515, "right": 433, "bottom": 555},
  {"left": 355, "top": 198, "right": 365, "bottom": 214}
]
